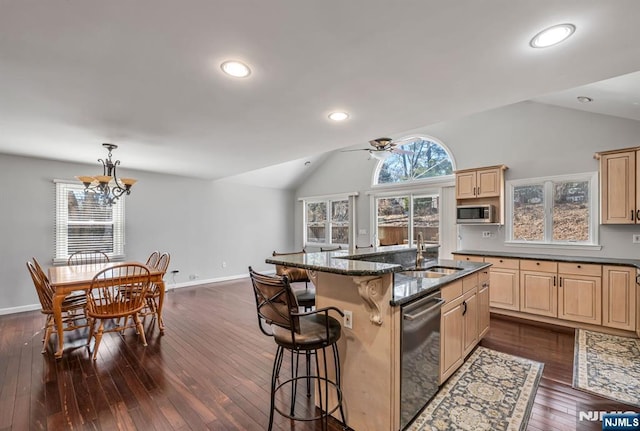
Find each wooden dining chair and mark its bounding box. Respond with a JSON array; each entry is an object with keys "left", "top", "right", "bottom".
[
  {"left": 145, "top": 250, "right": 160, "bottom": 268},
  {"left": 27, "top": 260, "right": 88, "bottom": 354},
  {"left": 141, "top": 252, "right": 170, "bottom": 324},
  {"left": 86, "top": 263, "right": 150, "bottom": 360},
  {"left": 272, "top": 250, "right": 315, "bottom": 311},
  {"left": 67, "top": 250, "right": 110, "bottom": 266}
]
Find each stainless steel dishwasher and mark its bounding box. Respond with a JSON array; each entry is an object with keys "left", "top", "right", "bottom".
[{"left": 400, "top": 290, "right": 445, "bottom": 430}]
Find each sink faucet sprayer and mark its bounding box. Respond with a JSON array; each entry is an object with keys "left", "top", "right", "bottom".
[{"left": 416, "top": 232, "right": 424, "bottom": 267}]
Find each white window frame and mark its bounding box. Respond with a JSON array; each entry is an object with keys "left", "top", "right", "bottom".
[
  {"left": 371, "top": 135, "right": 456, "bottom": 188},
  {"left": 54, "top": 180, "right": 126, "bottom": 264},
  {"left": 505, "top": 172, "right": 600, "bottom": 249},
  {"left": 369, "top": 187, "right": 444, "bottom": 247},
  {"left": 301, "top": 192, "right": 358, "bottom": 248}
]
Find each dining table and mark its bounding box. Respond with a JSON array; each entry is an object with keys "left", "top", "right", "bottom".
[{"left": 48, "top": 261, "right": 167, "bottom": 358}]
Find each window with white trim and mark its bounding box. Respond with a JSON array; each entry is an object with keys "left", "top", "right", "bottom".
[
  {"left": 506, "top": 172, "right": 598, "bottom": 246},
  {"left": 375, "top": 193, "right": 440, "bottom": 246},
  {"left": 304, "top": 196, "right": 352, "bottom": 247},
  {"left": 55, "top": 181, "right": 125, "bottom": 263}
]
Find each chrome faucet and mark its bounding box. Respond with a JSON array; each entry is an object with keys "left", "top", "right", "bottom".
[{"left": 416, "top": 232, "right": 424, "bottom": 267}]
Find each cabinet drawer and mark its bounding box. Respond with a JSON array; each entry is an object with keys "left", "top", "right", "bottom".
[
  {"left": 463, "top": 273, "right": 478, "bottom": 294},
  {"left": 558, "top": 262, "right": 601, "bottom": 277},
  {"left": 452, "top": 254, "right": 484, "bottom": 263},
  {"left": 520, "top": 259, "right": 557, "bottom": 273},
  {"left": 485, "top": 257, "right": 519, "bottom": 270},
  {"left": 441, "top": 280, "right": 463, "bottom": 304}
]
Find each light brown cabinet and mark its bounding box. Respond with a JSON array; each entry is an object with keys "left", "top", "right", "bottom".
[
  {"left": 602, "top": 265, "right": 637, "bottom": 331},
  {"left": 596, "top": 147, "right": 640, "bottom": 224},
  {"left": 452, "top": 253, "right": 485, "bottom": 263},
  {"left": 454, "top": 165, "right": 508, "bottom": 224},
  {"left": 557, "top": 263, "right": 602, "bottom": 325},
  {"left": 440, "top": 271, "right": 488, "bottom": 384},
  {"left": 520, "top": 260, "right": 558, "bottom": 317},
  {"left": 477, "top": 269, "right": 490, "bottom": 339},
  {"left": 456, "top": 167, "right": 502, "bottom": 199},
  {"left": 485, "top": 257, "right": 520, "bottom": 311}
]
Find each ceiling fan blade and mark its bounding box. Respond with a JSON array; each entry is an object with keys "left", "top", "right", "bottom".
[
  {"left": 391, "top": 148, "right": 414, "bottom": 155},
  {"left": 341, "top": 148, "right": 371, "bottom": 152}
]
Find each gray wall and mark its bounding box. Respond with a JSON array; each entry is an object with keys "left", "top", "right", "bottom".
[
  {"left": 295, "top": 101, "right": 640, "bottom": 260},
  {"left": 0, "top": 154, "right": 295, "bottom": 312}
]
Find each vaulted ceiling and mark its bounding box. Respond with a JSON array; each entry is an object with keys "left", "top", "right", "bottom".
[{"left": 2, "top": 1, "right": 640, "bottom": 185}]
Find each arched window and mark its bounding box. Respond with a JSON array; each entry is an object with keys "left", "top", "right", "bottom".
[{"left": 374, "top": 137, "right": 454, "bottom": 185}]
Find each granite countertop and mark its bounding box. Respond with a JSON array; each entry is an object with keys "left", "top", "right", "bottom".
[
  {"left": 265, "top": 245, "right": 440, "bottom": 276},
  {"left": 454, "top": 249, "right": 640, "bottom": 269},
  {"left": 265, "top": 247, "right": 489, "bottom": 306}
]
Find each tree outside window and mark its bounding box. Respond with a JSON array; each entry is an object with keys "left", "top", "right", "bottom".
[
  {"left": 509, "top": 174, "right": 595, "bottom": 245},
  {"left": 376, "top": 138, "right": 453, "bottom": 184}
]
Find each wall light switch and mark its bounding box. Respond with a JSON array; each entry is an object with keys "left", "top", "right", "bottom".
[
  {"left": 343, "top": 310, "right": 353, "bottom": 329},
  {"left": 633, "top": 234, "right": 640, "bottom": 244},
  {"left": 482, "top": 231, "right": 491, "bottom": 238}
]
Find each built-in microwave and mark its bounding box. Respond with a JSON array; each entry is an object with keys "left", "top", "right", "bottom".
[{"left": 456, "top": 204, "right": 495, "bottom": 224}]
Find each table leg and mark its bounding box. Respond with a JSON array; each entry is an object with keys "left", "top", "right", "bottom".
[
  {"left": 53, "top": 292, "right": 65, "bottom": 358},
  {"left": 157, "top": 281, "right": 166, "bottom": 332}
]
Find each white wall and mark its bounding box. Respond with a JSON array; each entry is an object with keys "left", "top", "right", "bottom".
[
  {"left": 295, "top": 101, "right": 640, "bottom": 260},
  {"left": 0, "top": 154, "right": 295, "bottom": 312}
]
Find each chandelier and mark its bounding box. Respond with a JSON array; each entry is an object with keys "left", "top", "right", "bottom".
[{"left": 76, "top": 143, "right": 137, "bottom": 205}]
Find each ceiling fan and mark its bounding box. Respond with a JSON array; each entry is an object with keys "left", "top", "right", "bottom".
[{"left": 342, "top": 137, "right": 413, "bottom": 159}]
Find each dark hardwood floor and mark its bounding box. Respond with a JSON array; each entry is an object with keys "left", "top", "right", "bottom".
[{"left": 0, "top": 278, "right": 634, "bottom": 430}]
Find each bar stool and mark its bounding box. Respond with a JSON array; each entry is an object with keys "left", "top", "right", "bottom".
[{"left": 248, "top": 267, "right": 347, "bottom": 431}]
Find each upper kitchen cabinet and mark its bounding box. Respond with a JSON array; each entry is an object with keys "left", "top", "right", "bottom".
[
  {"left": 595, "top": 147, "right": 640, "bottom": 224},
  {"left": 455, "top": 165, "right": 508, "bottom": 224}
]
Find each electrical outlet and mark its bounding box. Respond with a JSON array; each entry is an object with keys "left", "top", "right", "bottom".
[
  {"left": 482, "top": 231, "right": 491, "bottom": 238},
  {"left": 343, "top": 310, "right": 353, "bottom": 329},
  {"left": 189, "top": 274, "right": 199, "bottom": 280},
  {"left": 633, "top": 234, "right": 640, "bottom": 244},
  {"left": 222, "top": 261, "right": 227, "bottom": 268}
]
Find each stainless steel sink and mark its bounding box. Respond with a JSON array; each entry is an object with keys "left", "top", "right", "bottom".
[
  {"left": 399, "top": 270, "right": 446, "bottom": 278},
  {"left": 425, "top": 266, "right": 463, "bottom": 275}
]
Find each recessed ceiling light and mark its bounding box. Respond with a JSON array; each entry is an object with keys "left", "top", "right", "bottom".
[
  {"left": 530, "top": 24, "right": 576, "bottom": 48},
  {"left": 328, "top": 112, "right": 349, "bottom": 121},
  {"left": 220, "top": 60, "right": 251, "bottom": 78},
  {"left": 577, "top": 96, "right": 593, "bottom": 103}
]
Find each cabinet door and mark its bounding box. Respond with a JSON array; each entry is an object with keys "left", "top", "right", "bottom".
[
  {"left": 440, "top": 297, "right": 464, "bottom": 384},
  {"left": 489, "top": 268, "right": 519, "bottom": 310},
  {"left": 602, "top": 265, "right": 636, "bottom": 331},
  {"left": 600, "top": 151, "right": 636, "bottom": 224},
  {"left": 478, "top": 281, "right": 490, "bottom": 339},
  {"left": 520, "top": 271, "right": 557, "bottom": 317},
  {"left": 476, "top": 168, "right": 500, "bottom": 198},
  {"left": 455, "top": 171, "right": 477, "bottom": 199},
  {"left": 463, "top": 289, "right": 478, "bottom": 357},
  {"left": 558, "top": 274, "right": 602, "bottom": 325}
]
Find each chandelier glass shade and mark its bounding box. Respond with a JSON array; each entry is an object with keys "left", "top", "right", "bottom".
[{"left": 76, "top": 143, "right": 136, "bottom": 205}]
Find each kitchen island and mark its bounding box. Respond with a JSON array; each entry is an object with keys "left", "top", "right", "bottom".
[{"left": 266, "top": 246, "right": 490, "bottom": 431}]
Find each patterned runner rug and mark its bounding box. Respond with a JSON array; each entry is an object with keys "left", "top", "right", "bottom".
[
  {"left": 573, "top": 329, "right": 640, "bottom": 407},
  {"left": 407, "top": 346, "right": 543, "bottom": 431}
]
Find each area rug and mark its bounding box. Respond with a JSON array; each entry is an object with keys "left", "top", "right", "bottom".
[
  {"left": 573, "top": 329, "right": 640, "bottom": 407},
  {"left": 407, "top": 346, "right": 543, "bottom": 431}
]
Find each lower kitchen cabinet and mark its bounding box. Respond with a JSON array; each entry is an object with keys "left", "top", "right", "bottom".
[
  {"left": 440, "top": 272, "right": 487, "bottom": 384},
  {"left": 602, "top": 265, "right": 637, "bottom": 331},
  {"left": 477, "top": 271, "right": 490, "bottom": 339},
  {"left": 485, "top": 257, "right": 520, "bottom": 310},
  {"left": 558, "top": 263, "right": 602, "bottom": 325},
  {"left": 440, "top": 294, "right": 464, "bottom": 384},
  {"left": 520, "top": 260, "right": 558, "bottom": 317}
]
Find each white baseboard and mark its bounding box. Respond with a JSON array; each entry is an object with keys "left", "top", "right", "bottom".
[
  {"left": 0, "top": 271, "right": 275, "bottom": 316},
  {"left": 0, "top": 303, "right": 41, "bottom": 316}
]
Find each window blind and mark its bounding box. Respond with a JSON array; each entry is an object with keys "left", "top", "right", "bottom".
[{"left": 54, "top": 181, "right": 125, "bottom": 264}]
